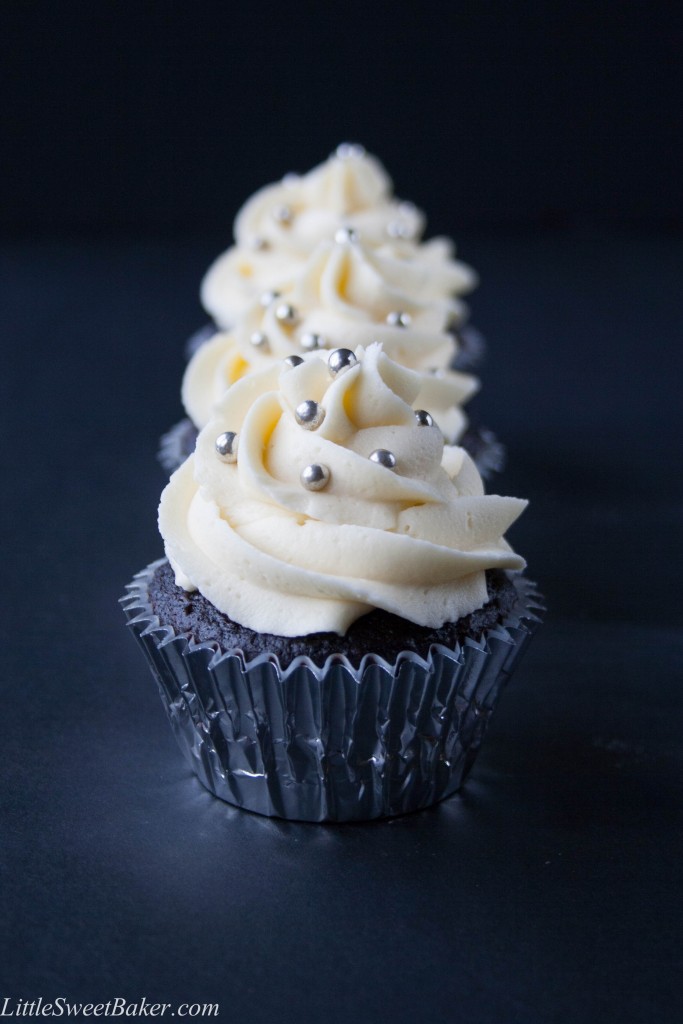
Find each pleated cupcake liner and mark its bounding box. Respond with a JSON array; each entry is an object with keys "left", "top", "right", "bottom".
[
  {"left": 183, "top": 322, "right": 218, "bottom": 361},
  {"left": 459, "top": 424, "right": 506, "bottom": 478},
  {"left": 158, "top": 417, "right": 505, "bottom": 479},
  {"left": 157, "top": 418, "right": 199, "bottom": 474},
  {"left": 452, "top": 324, "right": 487, "bottom": 370},
  {"left": 121, "top": 561, "right": 543, "bottom": 823}
]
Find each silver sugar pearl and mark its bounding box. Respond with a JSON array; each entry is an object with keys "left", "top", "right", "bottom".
[
  {"left": 215, "top": 431, "right": 238, "bottom": 463},
  {"left": 327, "top": 348, "right": 357, "bottom": 377},
  {"left": 334, "top": 226, "right": 359, "bottom": 244},
  {"left": 249, "top": 236, "right": 269, "bottom": 251},
  {"left": 369, "top": 448, "right": 397, "bottom": 469},
  {"left": 283, "top": 355, "right": 304, "bottom": 369},
  {"left": 336, "top": 142, "right": 366, "bottom": 160},
  {"left": 249, "top": 331, "right": 269, "bottom": 350},
  {"left": 295, "top": 400, "right": 326, "bottom": 431},
  {"left": 259, "top": 289, "right": 281, "bottom": 307},
  {"left": 272, "top": 204, "right": 293, "bottom": 224},
  {"left": 275, "top": 302, "right": 299, "bottom": 326},
  {"left": 386, "top": 310, "right": 412, "bottom": 328},
  {"left": 414, "top": 409, "right": 434, "bottom": 427},
  {"left": 301, "top": 463, "right": 330, "bottom": 491},
  {"left": 300, "top": 332, "right": 325, "bottom": 351}
]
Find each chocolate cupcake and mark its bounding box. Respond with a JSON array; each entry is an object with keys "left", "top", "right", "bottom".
[{"left": 126, "top": 344, "right": 540, "bottom": 822}]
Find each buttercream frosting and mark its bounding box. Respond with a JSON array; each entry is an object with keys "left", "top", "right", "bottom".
[
  {"left": 160, "top": 344, "right": 526, "bottom": 637},
  {"left": 200, "top": 145, "right": 477, "bottom": 329},
  {"left": 184, "top": 237, "right": 479, "bottom": 444}
]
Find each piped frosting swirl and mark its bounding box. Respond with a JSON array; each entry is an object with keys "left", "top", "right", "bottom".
[
  {"left": 200, "top": 145, "right": 477, "bottom": 328},
  {"left": 161, "top": 344, "right": 525, "bottom": 637}
]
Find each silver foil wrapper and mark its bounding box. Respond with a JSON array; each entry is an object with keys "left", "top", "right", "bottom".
[
  {"left": 121, "top": 561, "right": 542, "bottom": 823},
  {"left": 158, "top": 417, "right": 504, "bottom": 479},
  {"left": 157, "top": 419, "right": 198, "bottom": 474},
  {"left": 459, "top": 425, "right": 505, "bottom": 478},
  {"left": 184, "top": 322, "right": 218, "bottom": 361},
  {"left": 452, "top": 324, "right": 487, "bottom": 371}
]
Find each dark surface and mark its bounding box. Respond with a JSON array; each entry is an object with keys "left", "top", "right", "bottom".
[
  {"left": 146, "top": 560, "right": 518, "bottom": 668},
  {"left": 2, "top": 232, "right": 683, "bottom": 1022}
]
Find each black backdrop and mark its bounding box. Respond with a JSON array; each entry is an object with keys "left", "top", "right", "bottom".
[
  {"left": 2, "top": 4, "right": 683, "bottom": 1023},
  {"left": 2, "top": 1, "right": 682, "bottom": 236}
]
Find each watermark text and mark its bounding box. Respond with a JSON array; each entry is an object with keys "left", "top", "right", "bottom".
[{"left": 0, "top": 999, "right": 219, "bottom": 1019}]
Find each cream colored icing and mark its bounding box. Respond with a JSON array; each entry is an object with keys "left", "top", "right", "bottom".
[
  {"left": 184, "top": 238, "right": 479, "bottom": 444},
  {"left": 160, "top": 344, "right": 526, "bottom": 637},
  {"left": 200, "top": 145, "right": 477, "bottom": 328}
]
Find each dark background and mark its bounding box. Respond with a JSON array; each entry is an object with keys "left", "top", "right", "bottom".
[
  {"left": 2, "top": 0, "right": 682, "bottom": 236},
  {"left": 2, "top": 3, "right": 682, "bottom": 1023}
]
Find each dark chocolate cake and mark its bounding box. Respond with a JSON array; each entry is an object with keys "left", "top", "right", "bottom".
[{"left": 148, "top": 559, "right": 518, "bottom": 668}]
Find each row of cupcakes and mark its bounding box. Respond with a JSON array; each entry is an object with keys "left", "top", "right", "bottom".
[
  {"left": 123, "top": 145, "right": 542, "bottom": 823},
  {"left": 159, "top": 144, "right": 501, "bottom": 476}
]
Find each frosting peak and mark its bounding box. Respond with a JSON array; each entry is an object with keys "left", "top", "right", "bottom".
[
  {"left": 239, "top": 147, "right": 395, "bottom": 234},
  {"left": 232, "top": 147, "right": 418, "bottom": 253}
]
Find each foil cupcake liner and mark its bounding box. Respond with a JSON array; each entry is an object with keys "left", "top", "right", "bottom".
[
  {"left": 452, "top": 324, "right": 487, "bottom": 370},
  {"left": 121, "top": 561, "right": 542, "bottom": 823},
  {"left": 158, "top": 417, "right": 505, "bottom": 479},
  {"left": 157, "top": 418, "right": 197, "bottom": 474},
  {"left": 459, "top": 424, "right": 506, "bottom": 478},
  {"left": 183, "top": 322, "right": 218, "bottom": 361}
]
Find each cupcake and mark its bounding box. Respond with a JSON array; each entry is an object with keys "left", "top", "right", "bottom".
[
  {"left": 167, "top": 146, "right": 495, "bottom": 476},
  {"left": 125, "top": 344, "right": 541, "bottom": 822}
]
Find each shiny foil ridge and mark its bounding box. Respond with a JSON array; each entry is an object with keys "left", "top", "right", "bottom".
[
  {"left": 452, "top": 323, "right": 486, "bottom": 370},
  {"left": 121, "top": 560, "right": 542, "bottom": 822},
  {"left": 157, "top": 418, "right": 197, "bottom": 474},
  {"left": 184, "top": 322, "right": 218, "bottom": 361}
]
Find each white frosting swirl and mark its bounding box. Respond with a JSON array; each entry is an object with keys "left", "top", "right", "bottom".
[
  {"left": 161, "top": 344, "right": 526, "bottom": 637},
  {"left": 184, "top": 238, "right": 479, "bottom": 444},
  {"left": 200, "top": 145, "right": 477, "bottom": 328}
]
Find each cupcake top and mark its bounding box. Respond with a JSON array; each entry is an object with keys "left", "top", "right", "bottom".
[
  {"left": 200, "top": 144, "right": 477, "bottom": 329},
  {"left": 160, "top": 343, "right": 525, "bottom": 637},
  {"left": 184, "top": 236, "right": 479, "bottom": 443}
]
